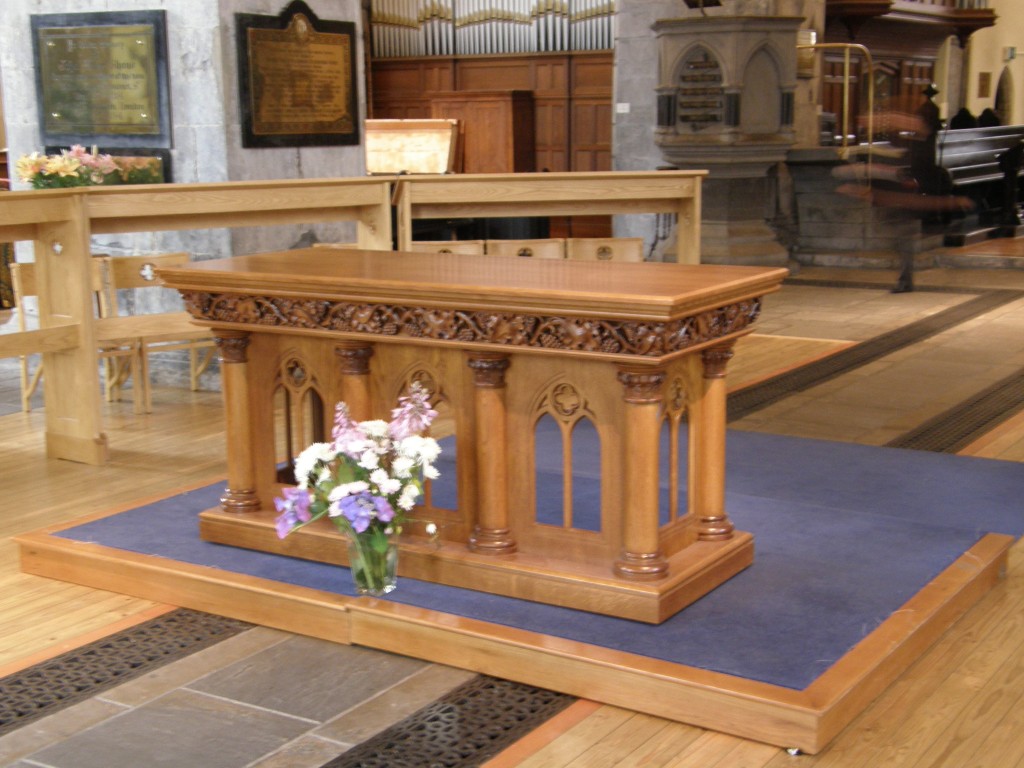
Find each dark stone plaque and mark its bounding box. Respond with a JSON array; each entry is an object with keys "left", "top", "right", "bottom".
[
  {"left": 236, "top": 1, "right": 360, "bottom": 148},
  {"left": 31, "top": 11, "right": 171, "bottom": 149}
]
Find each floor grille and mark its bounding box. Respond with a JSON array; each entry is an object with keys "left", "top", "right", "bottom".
[
  {"left": 886, "top": 368, "right": 1024, "bottom": 453},
  {"left": 728, "top": 287, "right": 1022, "bottom": 423},
  {"left": 0, "top": 608, "right": 251, "bottom": 738},
  {"left": 318, "top": 675, "right": 576, "bottom": 768}
]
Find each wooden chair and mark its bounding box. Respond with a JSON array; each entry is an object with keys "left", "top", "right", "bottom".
[
  {"left": 408, "top": 240, "right": 486, "bottom": 255},
  {"left": 485, "top": 238, "right": 566, "bottom": 259},
  {"left": 566, "top": 237, "right": 645, "bottom": 262},
  {"left": 10, "top": 258, "right": 144, "bottom": 413},
  {"left": 100, "top": 253, "right": 216, "bottom": 413}
]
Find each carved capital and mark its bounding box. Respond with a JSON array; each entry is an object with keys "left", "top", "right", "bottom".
[
  {"left": 617, "top": 369, "right": 665, "bottom": 404},
  {"left": 214, "top": 331, "right": 251, "bottom": 364},
  {"left": 335, "top": 343, "right": 374, "bottom": 375},
  {"left": 468, "top": 354, "right": 510, "bottom": 388},
  {"left": 702, "top": 343, "right": 735, "bottom": 379}
]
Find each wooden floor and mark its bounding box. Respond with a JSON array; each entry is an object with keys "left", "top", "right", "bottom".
[{"left": 2, "top": 264, "right": 1024, "bottom": 766}]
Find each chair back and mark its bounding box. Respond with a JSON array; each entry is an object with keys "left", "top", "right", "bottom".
[
  {"left": 485, "top": 238, "right": 566, "bottom": 259},
  {"left": 409, "top": 240, "right": 486, "bottom": 255},
  {"left": 566, "top": 237, "right": 645, "bottom": 262},
  {"left": 12, "top": 257, "right": 111, "bottom": 321}
]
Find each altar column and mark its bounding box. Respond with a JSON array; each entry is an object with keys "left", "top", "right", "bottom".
[
  {"left": 615, "top": 368, "right": 669, "bottom": 579},
  {"left": 335, "top": 342, "right": 374, "bottom": 421},
  {"left": 216, "top": 330, "right": 260, "bottom": 513},
  {"left": 467, "top": 353, "right": 516, "bottom": 554},
  {"left": 695, "top": 342, "right": 736, "bottom": 541}
]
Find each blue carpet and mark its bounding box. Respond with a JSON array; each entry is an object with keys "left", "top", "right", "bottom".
[{"left": 58, "top": 431, "right": 1023, "bottom": 691}]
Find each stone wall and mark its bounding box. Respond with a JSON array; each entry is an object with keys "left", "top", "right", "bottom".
[
  {"left": 0, "top": 0, "right": 365, "bottom": 261},
  {"left": 0, "top": 0, "right": 365, "bottom": 387}
]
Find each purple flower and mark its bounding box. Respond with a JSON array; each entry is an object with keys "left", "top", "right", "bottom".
[
  {"left": 274, "top": 487, "right": 311, "bottom": 539},
  {"left": 389, "top": 382, "right": 438, "bottom": 440},
  {"left": 336, "top": 492, "right": 395, "bottom": 533}
]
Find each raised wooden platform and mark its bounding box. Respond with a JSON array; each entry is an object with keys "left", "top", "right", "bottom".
[
  {"left": 15, "top": 518, "right": 1012, "bottom": 755},
  {"left": 198, "top": 508, "right": 755, "bottom": 624}
]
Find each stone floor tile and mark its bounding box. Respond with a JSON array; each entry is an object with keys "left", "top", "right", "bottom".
[
  {"left": 315, "top": 664, "right": 478, "bottom": 746},
  {"left": 0, "top": 697, "right": 129, "bottom": 766},
  {"left": 26, "top": 688, "right": 313, "bottom": 768},
  {"left": 187, "top": 635, "right": 427, "bottom": 723},
  {"left": 102, "top": 626, "right": 291, "bottom": 707},
  {"left": 248, "top": 734, "right": 348, "bottom": 768}
]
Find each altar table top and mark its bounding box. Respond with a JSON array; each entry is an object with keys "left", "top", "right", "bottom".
[{"left": 159, "top": 249, "right": 788, "bottom": 322}]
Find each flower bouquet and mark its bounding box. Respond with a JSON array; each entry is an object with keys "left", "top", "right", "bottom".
[
  {"left": 16, "top": 145, "right": 163, "bottom": 189},
  {"left": 274, "top": 382, "right": 441, "bottom": 595}
]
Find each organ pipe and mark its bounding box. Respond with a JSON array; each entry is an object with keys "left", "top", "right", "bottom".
[{"left": 371, "top": 0, "right": 612, "bottom": 58}]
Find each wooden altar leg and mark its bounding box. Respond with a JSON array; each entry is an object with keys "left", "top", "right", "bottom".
[
  {"left": 615, "top": 368, "right": 669, "bottom": 580},
  {"left": 216, "top": 331, "right": 260, "bottom": 513},
  {"left": 467, "top": 353, "right": 516, "bottom": 554},
  {"left": 694, "top": 342, "right": 736, "bottom": 541},
  {"left": 335, "top": 342, "right": 374, "bottom": 420}
]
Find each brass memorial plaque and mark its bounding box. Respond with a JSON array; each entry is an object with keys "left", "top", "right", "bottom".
[
  {"left": 31, "top": 11, "right": 170, "bottom": 147},
  {"left": 237, "top": 4, "right": 359, "bottom": 148}
]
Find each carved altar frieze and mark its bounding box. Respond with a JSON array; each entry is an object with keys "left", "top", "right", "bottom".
[{"left": 181, "top": 291, "right": 763, "bottom": 360}]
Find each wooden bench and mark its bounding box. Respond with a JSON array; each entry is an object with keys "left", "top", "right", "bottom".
[{"left": 934, "top": 124, "right": 1024, "bottom": 244}]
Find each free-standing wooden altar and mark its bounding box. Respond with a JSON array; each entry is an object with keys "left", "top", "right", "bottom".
[{"left": 159, "top": 249, "right": 787, "bottom": 623}]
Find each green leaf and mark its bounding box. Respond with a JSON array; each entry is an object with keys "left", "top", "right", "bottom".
[{"left": 369, "top": 526, "right": 390, "bottom": 554}]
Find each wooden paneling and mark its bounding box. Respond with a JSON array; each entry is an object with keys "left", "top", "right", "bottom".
[
  {"left": 371, "top": 52, "right": 611, "bottom": 180},
  {"left": 429, "top": 90, "right": 536, "bottom": 173}
]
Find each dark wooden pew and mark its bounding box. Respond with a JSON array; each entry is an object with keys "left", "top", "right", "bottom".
[{"left": 934, "top": 124, "right": 1024, "bottom": 244}]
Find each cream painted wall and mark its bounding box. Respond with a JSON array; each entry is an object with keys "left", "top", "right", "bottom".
[{"left": 962, "top": 0, "right": 1024, "bottom": 124}]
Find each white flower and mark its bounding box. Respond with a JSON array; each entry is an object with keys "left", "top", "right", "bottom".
[
  {"left": 361, "top": 419, "right": 389, "bottom": 438},
  {"left": 328, "top": 481, "right": 369, "bottom": 502},
  {"left": 397, "top": 483, "right": 420, "bottom": 510},
  {"left": 423, "top": 463, "right": 439, "bottom": 480},
  {"left": 368, "top": 469, "right": 402, "bottom": 496},
  {"left": 358, "top": 449, "right": 380, "bottom": 470},
  {"left": 392, "top": 455, "right": 415, "bottom": 479},
  {"left": 425, "top": 522, "right": 438, "bottom": 536},
  {"left": 418, "top": 438, "right": 441, "bottom": 463},
  {"left": 294, "top": 442, "right": 335, "bottom": 488}
]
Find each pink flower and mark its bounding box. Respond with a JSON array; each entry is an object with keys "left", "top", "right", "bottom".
[{"left": 389, "top": 382, "right": 438, "bottom": 440}]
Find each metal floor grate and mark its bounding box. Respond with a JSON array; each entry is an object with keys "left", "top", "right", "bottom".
[
  {"left": 0, "top": 608, "right": 251, "bottom": 737},
  {"left": 886, "top": 368, "right": 1024, "bottom": 453},
  {"left": 729, "top": 286, "right": 1022, "bottom": 423},
  {"left": 318, "top": 674, "right": 576, "bottom": 768}
]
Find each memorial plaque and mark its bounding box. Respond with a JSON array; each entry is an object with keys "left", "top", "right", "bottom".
[
  {"left": 236, "top": 1, "right": 359, "bottom": 148},
  {"left": 31, "top": 11, "right": 171, "bottom": 148}
]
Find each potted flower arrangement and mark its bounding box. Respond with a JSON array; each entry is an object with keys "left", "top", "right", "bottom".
[
  {"left": 16, "top": 145, "right": 163, "bottom": 188},
  {"left": 274, "top": 382, "right": 441, "bottom": 595}
]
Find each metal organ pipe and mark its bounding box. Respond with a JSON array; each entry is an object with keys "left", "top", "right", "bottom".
[{"left": 371, "top": 0, "right": 614, "bottom": 57}]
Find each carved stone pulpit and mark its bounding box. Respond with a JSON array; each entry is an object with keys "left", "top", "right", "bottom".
[{"left": 654, "top": 14, "right": 802, "bottom": 266}]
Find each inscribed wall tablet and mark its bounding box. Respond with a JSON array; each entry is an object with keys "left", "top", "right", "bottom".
[{"left": 236, "top": 2, "right": 359, "bottom": 148}]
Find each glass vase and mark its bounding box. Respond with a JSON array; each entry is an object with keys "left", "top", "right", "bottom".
[{"left": 347, "top": 532, "right": 398, "bottom": 596}]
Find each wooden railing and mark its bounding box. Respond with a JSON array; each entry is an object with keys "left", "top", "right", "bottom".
[{"left": 0, "top": 171, "right": 705, "bottom": 464}]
